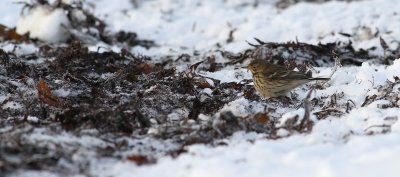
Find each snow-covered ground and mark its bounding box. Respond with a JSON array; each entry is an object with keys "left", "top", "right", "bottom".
[
  {"left": 2, "top": 0, "right": 400, "bottom": 177},
  {"left": 88, "top": 0, "right": 400, "bottom": 56}
]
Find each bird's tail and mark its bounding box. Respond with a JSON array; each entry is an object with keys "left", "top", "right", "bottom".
[{"left": 309, "top": 77, "right": 330, "bottom": 81}]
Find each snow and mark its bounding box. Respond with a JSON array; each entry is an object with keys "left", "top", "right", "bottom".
[
  {"left": 2, "top": 101, "right": 23, "bottom": 110},
  {"left": 0, "top": 1, "right": 21, "bottom": 27},
  {"left": 93, "top": 130, "right": 400, "bottom": 177},
  {"left": 53, "top": 88, "right": 71, "bottom": 97},
  {"left": 0, "top": 43, "right": 38, "bottom": 56},
  {"left": 16, "top": 5, "right": 71, "bottom": 43},
  {"left": 199, "top": 68, "right": 251, "bottom": 83},
  {"left": 218, "top": 97, "right": 263, "bottom": 117},
  {"left": 279, "top": 108, "right": 305, "bottom": 126},
  {"left": 27, "top": 116, "right": 39, "bottom": 123},
  {"left": 0, "top": 94, "right": 9, "bottom": 103},
  {"left": 25, "top": 128, "right": 110, "bottom": 149},
  {"left": 87, "top": 0, "right": 400, "bottom": 175},
  {"left": 3, "top": 0, "right": 400, "bottom": 177},
  {"left": 12, "top": 170, "right": 68, "bottom": 177},
  {"left": 82, "top": 0, "right": 400, "bottom": 56}
]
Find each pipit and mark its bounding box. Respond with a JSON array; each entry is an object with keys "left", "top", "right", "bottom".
[{"left": 247, "top": 59, "right": 329, "bottom": 99}]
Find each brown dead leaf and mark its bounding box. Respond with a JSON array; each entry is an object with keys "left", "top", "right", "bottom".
[
  {"left": 37, "top": 79, "right": 62, "bottom": 107},
  {"left": 253, "top": 113, "right": 269, "bottom": 123},
  {"left": 138, "top": 63, "right": 161, "bottom": 74},
  {"left": 0, "top": 24, "right": 28, "bottom": 42},
  {"left": 195, "top": 77, "right": 213, "bottom": 89},
  {"left": 243, "top": 88, "right": 255, "bottom": 98},
  {"left": 127, "top": 155, "right": 154, "bottom": 165},
  {"left": 116, "top": 69, "right": 124, "bottom": 76}
]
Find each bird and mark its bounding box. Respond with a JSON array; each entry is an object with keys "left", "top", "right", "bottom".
[{"left": 247, "top": 59, "right": 329, "bottom": 99}]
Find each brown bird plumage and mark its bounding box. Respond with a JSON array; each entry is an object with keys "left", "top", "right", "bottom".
[{"left": 247, "top": 59, "right": 330, "bottom": 99}]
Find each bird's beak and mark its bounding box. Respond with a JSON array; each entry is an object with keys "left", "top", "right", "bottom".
[
  {"left": 235, "top": 66, "right": 248, "bottom": 70},
  {"left": 245, "top": 66, "right": 250, "bottom": 72}
]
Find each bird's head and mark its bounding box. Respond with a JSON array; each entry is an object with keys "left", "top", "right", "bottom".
[{"left": 247, "top": 59, "right": 268, "bottom": 74}]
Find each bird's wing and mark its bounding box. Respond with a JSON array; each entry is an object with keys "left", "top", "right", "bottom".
[{"left": 264, "top": 64, "right": 309, "bottom": 80}]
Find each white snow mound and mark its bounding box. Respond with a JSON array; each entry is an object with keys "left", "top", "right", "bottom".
[{"left": 16, "top": 5, "right": 71, "bottom": 43}]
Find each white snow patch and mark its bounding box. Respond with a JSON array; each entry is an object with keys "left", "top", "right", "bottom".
[
  {"left": 25, "top": 128, "right": 110, "bottom": 149},
  {"left": 84, "top": 0, "right": 400, "bottom": 56},
  {"left": 198, "top": 113, "right": 210, "bottom": 121},
  {"left": 278, "top": 108, "right": 305, "bottom": 126},
  {"left": 11, "top": 170, "right": 66, "bottom": 177},
  {"left": 27, "top": 116, "right": 39, "bottom": 123},
  {"left": 167, "top": 109, "right": 188, "bottom": 121},
  {"left": 145, "top": 85, "right": 158, "bottom": 93},
  {"left": 1, "top": 43, "right": 38, "bottom": 56},
  {"left": 16, "top": 6, "right": 71, "bottom": 43},
  {"left": 199, "top": 68, "right": 251, "bottom": 83},
  {"left": 53, "top": 89, "right": 71, "bottom": 97},
  {"left": 0, "top": 94, "right": 9, "bottom": 103},
  {"left": 2, "top": 101, "right": 23, "bottom": 110},
  {"left": 200, "top": 88, "right": 213, "bottom": 95}
]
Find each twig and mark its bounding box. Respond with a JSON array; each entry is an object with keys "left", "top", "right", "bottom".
[
  {"left": 346, "top": 99, "right": 356, "bottom": 113},
  {"left": 328, "top": 50, "right": 342, "bottom": 79},
  {"left": 364, "top": 124, "right": 391, "bottom": 132},
  {"left": 254, "top": 38, "right": 266, "bottom": 45},
  {"left": 299, "top": 87, "right": 314, "bottom": 132},
  {"left": 380, "top": 36, "right": 390, "bottom": 65}
]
